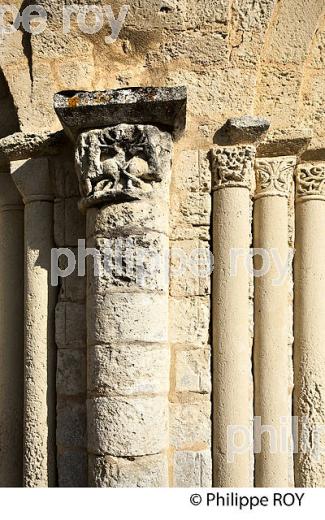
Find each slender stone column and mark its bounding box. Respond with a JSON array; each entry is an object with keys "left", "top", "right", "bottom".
[
  {"left": 294, "top": 162, "right": 325, "bottom": 486},
  {"left": 0, "top": 166, "right": 24, "bottom": 486},
  {"left": 54, "top": 87, "right": 187, "bottom": 487},
  {"left": 11, "top": 158, "right": 56, "bottom": 487},
  {"left": 253, "top": 156, "right": 296, "bottom": 487},
  {"left": 211, "top": 145, "right": 255, "bottom": 487}
]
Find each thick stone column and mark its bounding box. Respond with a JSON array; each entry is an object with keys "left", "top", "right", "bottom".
[
  {"left": 211, "top": 145, "right": 255, "bottom": 486},
  {"left": 253, "top": 156, "right": 296, "bottom": 487},
  {"left": 11, "top": 158, "right": 56, "bottom": 487},
  {"left": 54, "top": 87, "right": 186, "bottom": 487},
  {"left": 294, "top": 162, "right": 325, "bottom": 486},
  {"left": 0, "top": 166, "right": 24, "bottom": 486}
]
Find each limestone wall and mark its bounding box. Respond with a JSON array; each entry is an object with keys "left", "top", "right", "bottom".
[{"left": 0, "top": 0, "right": 325, "bottom": 488}]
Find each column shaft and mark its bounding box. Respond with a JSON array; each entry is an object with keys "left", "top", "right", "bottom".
[
  {"left": 75, "top": 124, "right": 172, "bottom": 487},
  {"left": 0, "top": 171, "right": 24, "bottom": 486},
  {"left": 211, "top": 146, "right": 254, "bottom": 486},
  {"left": 12, "top": 158, "right": 56, "bottom": 487},
  {"left": 294, "top": 162, "right": 325, "bottom": 486},
  {"left": 253, "top": 156, "right": 295, "bottom": 487}
]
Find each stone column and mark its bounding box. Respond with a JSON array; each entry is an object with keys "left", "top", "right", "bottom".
[
  {"left": 11, "top": 158, "right": 56, "bottom": 487},
  {"left": 54, "top": 87, "right": 187, "bottom": 487},
  {"left": 0, "top": 165, "right": 24, "bottom": 486},
  {"left": 253, "top": 156, "right": 296, "bottom": 487},
  {"left": 294, "top": 162, "right": 325, "bottom": 486},
  {"left": 211, "top": 145, "right": 255, "bottom": 487}
]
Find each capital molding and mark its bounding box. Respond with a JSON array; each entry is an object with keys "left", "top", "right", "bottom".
[
  {"left": 211, "top": 145, "right": 255, "bottom": 191},
  {"left": 10, "top": 158, "right": 54, "bottom": 205},
  {"left": 54, "top": 87, "right": 187, "bottom": 211},
  {"left": 75, "top": 124, "right": 172, "bottom": 211},
  {"left": 255, "top": 156, "right": 296, "bottom": 199},
  {"left": 295, "top": 163, "right": 325, "bottom": 202}
]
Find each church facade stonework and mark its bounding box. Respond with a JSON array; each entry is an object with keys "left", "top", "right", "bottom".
[{"left": 1, "top": 0, "right": 325, "bottom": 488}]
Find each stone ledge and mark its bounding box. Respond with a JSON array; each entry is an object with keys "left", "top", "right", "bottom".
[
  {"left": 0, "top": 131, "right": 66, "bottom": 163},
  {"left": 54, "top": 86, "right": 187, "bottom": 140}
]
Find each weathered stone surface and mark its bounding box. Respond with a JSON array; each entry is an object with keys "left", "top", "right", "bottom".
[
  {"left": 174, "top": 450, "right": 212, "bottom": 487},
  {"left": 169, "top": 401, "right": 211, "bottom": 449},
  {"left": 87, "top": 199, "right": 170, "bottom": 238},
  {"left": 0, "top": 131, "right": 65, "bottom": 161},
  {"left": 175, "top": 349, "right": 211, "bottom": 394},
  {"left": 54, "top": 87, "right": 187, "bottom": 140},
  {"left": 88, "top": 344, "right": 169, "bottom": 395},
  {"left": 57, "top": 451, "right": 88, "bottom": 487},
  {"left": 59, "top": 249, "right": 86, "bottom": 302},
  {"left": 88, "top": 396, "right": 168, "bottom": 456},
  {"left": 55, "top": 302, "right": 86, "bottom": 348},
  {"left": 88, "top": 293, "right": 168, "bottom": 345},
  {"left": 170, "top": 240, "right": 211, "bottom": 297},
  {"left": 89, "top": 454, "right": 168, "bottom": 488},
  {"left": 88, "top": 233, "right": 169, "bottom": 294},
  {"left": 57, "top": 400, "right": 86, "bottom": 448},
  {"left": 221, "top": 116, "right": 270, "bottom": 145},
  {"left": 57, "top": 349, "right": 86, "bottom": 396},
  {"left": 211, "top": 145, "right": 255, "bottom": 190},
  {"left": 169, "top": 296, "right": 210, "bottom": 345},
  {"left": 75, "top": 124, "right": 172, "bottom": 211},
  {"left": 54, "top": 198, "right": 86, "bottom": 246}
]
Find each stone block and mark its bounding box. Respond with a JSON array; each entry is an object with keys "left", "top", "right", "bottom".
[
  {"left": 88, "top": 233, "right": 169, "bottom": 294},
  {"left": 175, "top": 348, "right": 211, "bottom": 393},
  {"left": 88, "top": 344, "right": 169, "bottom": 395},
  {"left": 89, "top": 454, "right": 168, "bottom": 487},
  {"left": 174, "top": 450, "right": 212, "bottom": 487},
  {"left": 169, "top": 401, "right": 211, "bottom": 449},
  {"left": 57, "top": 450, "right": 87, "bottom": 487},
  {"left": 57, "top": 399, "right": 86, "bottom": 448},
  {"left": 55, "top": 302, "right": 86, "bottom": 348},
  {"left": 170, "top": 240, "right": 212, "bottom": 297},
  {"left": 87, "top": 396, "right": 168, "bottom": 456},
  {"left": 57, "top": 349, "right": 86, "bottom": 396},
  {"left": 169, "top": 296, "right": 210, "bottom": 345},
  {"left": 88, "top": 293, "right": 168, "bottom": 345}
]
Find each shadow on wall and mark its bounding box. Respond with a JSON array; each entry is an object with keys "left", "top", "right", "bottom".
[{"left": 0, "top": 69, "right": 20, "bottom": 138}]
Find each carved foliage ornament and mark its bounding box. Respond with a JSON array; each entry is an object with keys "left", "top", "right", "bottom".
[
  {"left": 255, "top": 157, "right": 296, "bottom": 199},
  {"left": 211, "top": 145, "right": 255, "bottom": 191},
  {"left": 296, "top": 163, "right": 325, "bottom": 201},
  {"left": 75, "top": 124, "right": 172, "bottom": 210}
]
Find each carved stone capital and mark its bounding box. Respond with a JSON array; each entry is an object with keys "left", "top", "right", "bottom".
[
  {"left": 296, "top": 163, "right": 325, "bottom": 202},
  {"left": 75, "top": 124, "right": 172, "bottom": 211},
  {"left": 255, "top": 156, "right": 296, "bottom": 199},
  {"left": 211, "top": 145, "right": 255, "bottom": 191}
]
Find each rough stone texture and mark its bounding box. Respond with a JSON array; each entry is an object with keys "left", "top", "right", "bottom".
[
  {"left": 88, "top": 344, "right": 169, "bottom": 395},
  {"left": 88, "top": 293, "right": 168, "bottom": 345},
  {"left": 294, "top": 163, "right": 325, "bottom": 487},
  {"left": 57, "top": 451, "right": 88, "bottom": 487},
  {"left": 88, "top": 233, "right": 169, "bottom": 295},
  {"left": 55, "top": 302, "right": 86, "bottom": 349},
  {"left": 52, "top": 153, "right": 88, "bottom": 487},
  {"left": 0, "top": 131, "right": 65, "bottom": 161},
  {"left": 88, "top": 454, "right": 169, "bottom": 487},
  {"left": 0, "top": 173, "right": 24, "bottom": 486},
  {"left": 175, "top": 349, "right": 211, "bottom": 394},
  {"left": 174, "top": 450, "right": 212, "bottom": 487},
  {"left": 74, "top": 124, "right": 173, "bottom": 211},
  {"left": 1, "top": 0, "right": 325, "bottom": 489},
  {"left": 88, "top": 396, "right": 169, "bottom": 456},
  {"left": 169, "top": 296, "right": 210, "bottom": 345},
  {"left": 57, "top": 400, "right": 87, "bottom": 448},
  {"left": 219, "top": 116, "right": 270, "bottom": 145},
  {"left": 54, "top": 87, "right": 187, "bottom": 140},
  {"left": 169, "top": 401, "right": 211, "bottom": 450}
]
